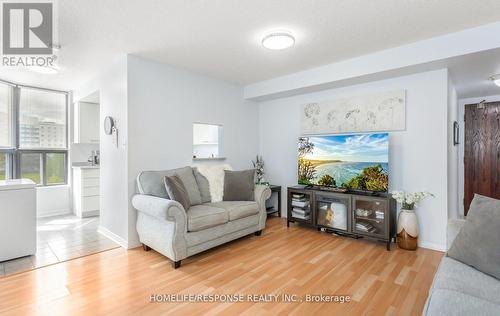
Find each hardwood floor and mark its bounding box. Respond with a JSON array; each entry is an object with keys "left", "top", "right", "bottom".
[{"left": 0, "top": 217, "right": 443, "bottom": 316}]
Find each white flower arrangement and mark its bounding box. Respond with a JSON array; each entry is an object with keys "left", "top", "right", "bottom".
[{"left": 391, "top": 191, "right": 434, "bottom": 210}]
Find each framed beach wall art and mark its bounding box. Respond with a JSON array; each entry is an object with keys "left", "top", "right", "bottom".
[{"left": 300, "top": 90, "right": 406, "bottom": 135}]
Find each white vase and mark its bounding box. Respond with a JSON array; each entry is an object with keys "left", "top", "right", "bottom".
[{"left": 397, "top": 209, "right": 418, "bottom": 250}]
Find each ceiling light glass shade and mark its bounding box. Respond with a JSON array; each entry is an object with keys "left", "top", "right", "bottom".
[
  {"left": 28, "top": 66, "right": 59, "bottom": 74},
  {"left": 490, "top": 74, "right": 500, "bottom": 87},
  {"left": 262, "top": 32, "right": 295, "bottom": 50}
]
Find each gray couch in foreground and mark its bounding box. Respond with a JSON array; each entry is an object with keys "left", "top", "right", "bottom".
[
  {"left": 423, "top": 219, "right": 500, "bottom": 315},
  {"left": 131, "top": 167, "right": 271, "bottom": 268}
]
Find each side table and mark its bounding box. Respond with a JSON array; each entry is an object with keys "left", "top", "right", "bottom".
[{"left": 266, "top": 185, "right": 281, "bottom": 217}]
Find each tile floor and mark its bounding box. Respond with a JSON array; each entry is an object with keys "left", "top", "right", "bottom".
[{"left": 0, "top": 215, "right": 119, "bottom": 277}]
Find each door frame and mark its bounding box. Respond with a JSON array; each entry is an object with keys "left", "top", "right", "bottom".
[{"left": 458, "top": 95, "right": 500, "bottom": 216}]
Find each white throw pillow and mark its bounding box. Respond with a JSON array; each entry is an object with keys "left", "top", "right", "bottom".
[{"left": 194, "top": 164, "right": 232, "bottom": 202}]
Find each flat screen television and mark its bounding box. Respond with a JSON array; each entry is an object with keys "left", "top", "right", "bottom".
[{"left": 298, "top": 133, "right": 389, "bottom": 192}]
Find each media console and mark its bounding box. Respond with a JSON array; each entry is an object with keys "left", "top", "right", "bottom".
[{"left": 287, "top": 185, "right": 396, "bottom": 250}]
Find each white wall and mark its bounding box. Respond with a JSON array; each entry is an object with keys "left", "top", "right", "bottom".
[
  {"left": 126, "top": 55, "right": 260, "bottom": 245},
  {"left": 73, "top": 57, "right": 129, "bottom": 246},
  {"left": 447, "top": 79, "right": 459, "bottom": 219},
  {"left": 36, "top": 186, "right": 70, "bottom": 217},
  {"left": 258, "top": 69, "right": 450, "bottom": 251},
  {"left": 457, "top": 94, "right": 500, "bottom": 216}
]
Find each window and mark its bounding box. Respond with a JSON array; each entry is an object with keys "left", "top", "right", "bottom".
[
  {"left": 0, "top": 153, "right": 6, "bottom": 180},
  {"left": 20, "top": 88, "right": 67, "bottom": 149},
  {"left": 20, "top": 153, "right": 42, "bottom": 184},
  {"left": 46, "top": 152, "right": 66, "bottom": 184},
  {"left": 0, "top": 83, "right": 12, "bottom": 148},
  {"left": 0, "top": 81, "right": 68, "bottom": 185}
]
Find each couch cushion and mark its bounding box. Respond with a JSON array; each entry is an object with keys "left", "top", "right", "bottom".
[
  {"left": 223, "top": 169, "right": 255, "bottom": 201},
  {"left": 193, "top": 167, "right": 211, "bottom": 203},
  {"left": 195, "top": 164, "right": 233, "bottom": 202},
  {"left": 187, "top": 204, "right": 228, "bottom": 232},
  {"left": 206, "top": 201, "right": 259, "bottom": 221},
  {"left": 447, "top": 194, "right": 500, "bottom": 280},
  {"left": 137, "top": 166, "right": 202, "bottom": 205},
  {"left": 431, "top": 257, "right": 500, "bottom": 305},
  {"left": 424, "top": 289, "right": 500, "bottom": 316},
  {"left": 163, "top": 175, "right": 190, "bottom": 211},
  {"left": 176, "top": 167, "right": 202, "bottom": 205}
]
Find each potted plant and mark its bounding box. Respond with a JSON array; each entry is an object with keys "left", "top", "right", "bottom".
[
  {"left": 391, "top": 191, "right": 434, "bottom": 250},
  {"left": 252, "top": 155, "right": 266, "bottom": 184}
]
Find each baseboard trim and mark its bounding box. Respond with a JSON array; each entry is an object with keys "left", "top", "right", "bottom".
[
  {"left": 37, "top": 209, "right": 71, "bottom": 218},
  {"left": 418, "top": 241, "right": 446, "bottom": 252},
  {"left": 98, "top": 226, "right": 128, "bottom": 249}
]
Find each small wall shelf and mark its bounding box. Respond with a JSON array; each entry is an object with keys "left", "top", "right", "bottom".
[{"left": 192, "top": 157, "right": 226, "bottom": 161}]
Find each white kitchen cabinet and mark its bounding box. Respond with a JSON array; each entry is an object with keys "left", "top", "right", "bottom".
[
  {"left": 72, "top": 166, "right": 100, "bottom": 218},
  {"left": 193, "top": 123, "right": 219, "bottom": 145},
  {"left": 74, "top": 102, "right": 100, "bottom": 144}
]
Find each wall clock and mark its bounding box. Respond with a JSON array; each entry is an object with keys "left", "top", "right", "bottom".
[{"left": 104, "top": 116, "right": 115, "bottom": 135}]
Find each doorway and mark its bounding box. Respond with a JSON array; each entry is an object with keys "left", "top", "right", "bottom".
[{"left": 463, "top": 101, "right": 500, "bottom": 215}]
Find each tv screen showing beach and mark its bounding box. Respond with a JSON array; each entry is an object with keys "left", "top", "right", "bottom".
[{"left": 298, "top": 133, "right": 389, "bottom": 192}]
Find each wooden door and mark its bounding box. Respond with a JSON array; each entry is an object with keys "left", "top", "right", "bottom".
[{"left": 464, "top": 102, "right": 500, "bottom": 215}]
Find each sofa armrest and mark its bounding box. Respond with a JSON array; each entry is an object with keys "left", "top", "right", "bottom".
[
  {"left": 255, "top": 185, "right": 272, "bottom": 208},
  {"left": 132, "top": 194, "right": 187, "bottom": 227},
  {"left": 255, "top": 185, "right": 272, "bottom": 229},
  {"left": 447, "top": 219, "right": 466, "bottom": 250}
]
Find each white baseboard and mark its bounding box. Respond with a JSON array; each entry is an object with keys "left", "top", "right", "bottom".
[
  {"left": 98, "top": 225, "right": 128, "bottom": 249},
  {"left": 418, "top": 241, "right": 446, "bottom": 252},
  {"left": 37, "top": 209, "right": 71, "bottom": 218}
]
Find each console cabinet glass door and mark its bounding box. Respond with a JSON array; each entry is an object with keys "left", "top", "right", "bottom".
[
  {"left": 352, "top": 196, "right": 388, "bottom": 238},
  {"left": 315, "top": 193, "right": 349, "bottom": 232}
]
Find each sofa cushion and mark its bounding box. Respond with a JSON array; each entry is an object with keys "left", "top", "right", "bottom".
[
  {"left": 163, "top": 175, "right": 191, "bottom": 211},
  {"left": 195, "top": 164, "right": 233, "bottom": 202},
  {"left": 447, "top": 194, "right": 500, "bottom": 280},
  {"left": 193, "top": 167, "right": 211, "bottom": 203},
  {"left": 206, "top": 201, "right": 259, "bottom": 221},
  {"left": 424, "top": 289, "right": 500, "bottom": 316},
  {"left": 430, "top": 257, "right": 500, "bottom": 305},
  {"left": 223, "top": 169, "right": 255, "bottom": 201},
  {"left": 186, "top": 204, "right": 228, "bottom": 232},
  {"left": 176, "top": 167, "right": 202, "bottom": 205},
  {"left": 137, "top": 166, "right": 202, "bottom": 205}
]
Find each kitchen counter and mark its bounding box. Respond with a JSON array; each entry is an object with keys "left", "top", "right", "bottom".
[
  {"left": 72, "top": 162, "right": 100, "bottom": 169},
  {"left": 0, "top": 179, "right": 36, "bottom": 191}
]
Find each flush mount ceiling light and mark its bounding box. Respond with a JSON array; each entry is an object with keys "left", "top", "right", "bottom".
[
  {"left": 489, "top": 74, "right": 500, "bottom": 87},
  {"left": 28, "top": 65, "right": 59, "bottom": 75},
  {"left": 262, "top": 31, "right": 295, "bottom": 50}
]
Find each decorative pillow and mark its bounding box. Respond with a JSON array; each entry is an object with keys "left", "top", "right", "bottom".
[
  {"left": 137, "top": 166, "right": 189, "bottom": 198},
  {"left": 163, "top": 175, "right": 191, "bottom": 211},
  {"left": 447, "top": 194, "right": 500, "bottom": 280},
  {"left": 175, "top": 167, "right": 202, "bottom": 205},
  {"left": 223, "top": 169, "right": 255, "bottom": 201},
  {"left": 193, "top": 167, "right": 211, "bottom": 203},
  {"left": 195, "top": 164, "right": 233, "bottom": 202}
]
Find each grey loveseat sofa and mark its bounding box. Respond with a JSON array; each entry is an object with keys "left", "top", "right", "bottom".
[
  {"left": 131, "top": 166, "right": 271, "bottom": 268},
  {"left": 423, "top": 219, "right": 500, "bottom": 315}
]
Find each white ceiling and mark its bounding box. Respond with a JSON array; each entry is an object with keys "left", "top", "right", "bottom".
[
  {"left": 448, "top": 49, "right": 500, "bottom": 98},
  {"left": 1, "top": 0, "right": 500, "bottom": 94}
]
